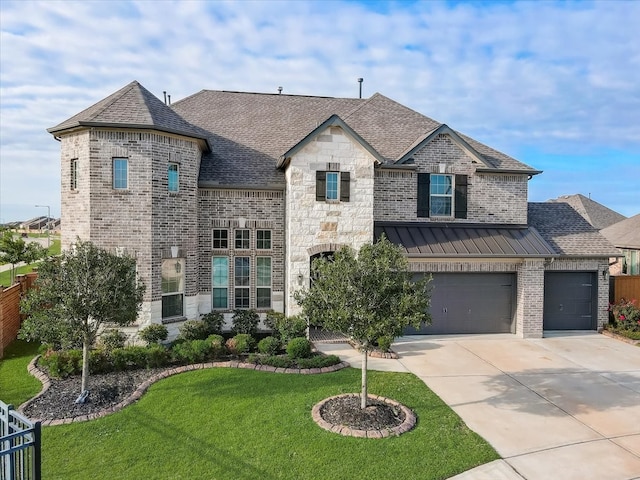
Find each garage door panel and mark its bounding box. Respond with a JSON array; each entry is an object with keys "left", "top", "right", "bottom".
[
  {"left": 544, "top": 272, "right": 596, "bottom": 330},
  {"left": 407, "top": 273, "right": 515, "bottom": 335}
]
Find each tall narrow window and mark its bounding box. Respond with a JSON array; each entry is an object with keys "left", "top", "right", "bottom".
[
  {"left": 256, "top": 257, "right": 272, "bottom": 308},
  {"left": 235, "top": 229, "right": 250, "bottom": 249},
  {"left": 70, "top": 159, "right": 78, "bottom": 190},
  {"left": 212, "top": 257, "right": 229, "bottom": 309},
  {"left": 162, "top": 258, "right": 184, "bottom": 318},
  {"left": 212, "top": 229, "right": 228, "bottom": 249},
  {"left": 326, "top": 172, "right": 339, "bottom": 200},
  {"left": 234, "top": 257, "right": 250, "bottom": 308},
  {"left": 430, "top": 174, "right": 453, "bottom": 217},
  {"left": 257, "top": 230, "right": 271, "bottom": 249},
  {"left": 168, "top": 163, "right": 179, "bottom": 192},
  {"left": 113, "top": 158, "right": 128, "bottom": 190}
]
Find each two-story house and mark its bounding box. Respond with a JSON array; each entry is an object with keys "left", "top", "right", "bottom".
[{"left": 47, "top": 81, "right": 618, "bottom": 339}]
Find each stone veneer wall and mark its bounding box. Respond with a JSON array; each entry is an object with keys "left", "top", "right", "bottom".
[
  {"left": 59, "top": 128, "right": 202, "bottom": 330},
  {"left": 374, "top": 134, "right": 529, "bottom": 224},
  {"left": 285, "top": 126, "right": 375, "bottom": 314},
  {"left": 197, "top": 188, "right": 286, "bottom": 321}
]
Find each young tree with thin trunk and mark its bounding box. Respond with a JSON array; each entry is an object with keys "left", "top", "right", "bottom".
[
  {"left": 0, "top": 231, "right": 47, "bottom": 285},
  {"left": 20, "top": 240, "right": 145, "bottom": 400},
  {"left": 294, "top": 236, "right": 431, "bottom": 409}
]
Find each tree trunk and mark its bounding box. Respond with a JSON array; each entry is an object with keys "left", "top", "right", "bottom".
[
  {"left": 81, "top": 335, "right": 90, "bottom": 394},
  {"left": 361, "top": 348, "right": 368, "bottom": 409}
]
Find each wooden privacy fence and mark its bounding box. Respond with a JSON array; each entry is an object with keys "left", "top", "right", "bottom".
[
  {"left": 610, "top": 275, "right": 640, "bottom": 304},
  {"left": 0, "top": 401, "right": 41, "bottom": 480},
  {"left": 0, "top": 273, "right": 38, "bottom": 358}
]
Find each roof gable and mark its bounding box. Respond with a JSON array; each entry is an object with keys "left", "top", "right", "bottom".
[
  {"left": 600, "top": 214, "right": 640, "bottom": 249},
  {"left": 395, "top": 124, "right": 492, "bottom": 168},
  {"left": 549, "top": 194, "right": 626, "bottom": 230},
  {"left": 277, "top": 115, "right": 384, "bottom": 168}
]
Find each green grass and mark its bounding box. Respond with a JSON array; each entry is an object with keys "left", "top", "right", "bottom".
[
  {"left": 0, "top": 340, "right": 41, "bottom": 406},
  {"left": 41, "top": 368, "right": 498, "bottom": 480}
]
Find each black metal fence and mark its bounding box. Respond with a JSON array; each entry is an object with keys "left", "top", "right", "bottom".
[{"left": 0, "top": 401, "right": 41, "bottom": 480}]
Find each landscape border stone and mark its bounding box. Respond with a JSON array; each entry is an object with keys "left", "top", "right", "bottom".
[
  {"left": 311, "top": 393, "right": 416, "bottom": 438},
  {"left": 20, "top": 355, "right": 350, "bottom": 426}
]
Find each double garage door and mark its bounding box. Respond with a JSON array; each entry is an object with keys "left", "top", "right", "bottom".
[
  {"left": 406, "top": 273, "right": 516, "bottom": 335},
  {"left": 405, "top": 271, "right": 597, "bottom": 335}
]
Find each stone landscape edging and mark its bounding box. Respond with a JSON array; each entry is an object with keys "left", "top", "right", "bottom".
[
  {"left": 311, "top": 393, "right": 416, "bottom": 438},
  {"left": 20, "top": 355, "right": 350, "bottom": 426}
]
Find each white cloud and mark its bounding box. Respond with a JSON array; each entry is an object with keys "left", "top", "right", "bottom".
[{"left": 1, "top": 0, "right": 639, "bottom": 220}]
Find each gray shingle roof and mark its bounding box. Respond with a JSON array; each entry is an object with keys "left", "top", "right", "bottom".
[
  {"left": 528, "top": 202, "right": 620, "bottom": 257},
  {"left": 600, "top": 214, "right": 640, "bottom": 249},
  {"left": 171, "top": 89, "right": 538, "bottom": 188},
  {"left": 48, "top": 81, "right": 209, "bottom": 148},
  {"left": 375, "top": 222, "right": 556, "bottom": 258},
  {"left": 548, "top": 194, "right": 626, "bottom": 230}
]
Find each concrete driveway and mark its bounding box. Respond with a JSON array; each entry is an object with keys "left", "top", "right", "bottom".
[{"left": 317, "top": 332, "right": 640, "bottom": 479}]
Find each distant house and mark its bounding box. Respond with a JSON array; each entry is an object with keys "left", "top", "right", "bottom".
[
  {"left": 548, "top": 194, "right": 626, "bottom": 230},
  {"left": 47, "top": 81, "right": 619, "bottom": 339},
  {"left": 601, "top": 214, "right": 640, "bottom": 275}
]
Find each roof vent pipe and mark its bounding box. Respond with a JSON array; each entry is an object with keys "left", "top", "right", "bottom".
[
  {"left": 168, "top": 94, "right": 171, "bottom": 106},
  {"left": 358, "top": 78, "right": 363, "bottom": 98},
  {"left": 163, "top": 91, "right": 167, "bottom": 104},
  {"left": 278, "top": 86, "right": 283, "bottom": 94}
]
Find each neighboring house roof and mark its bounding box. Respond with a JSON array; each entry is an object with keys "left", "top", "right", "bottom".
[
  {"left": 600, "top": 214, "right": 640, "bottom": 249},
  {"left": 375, "top": 222, "right": 556, "bottom": 258},
  {"left": 548, "top": 194, "right": 626, "bottom": 230},
  {"left": 528, "top": 203, "right": 620, "bottom": 257},
  {"left": 48, "top": 81, "right": 210, "bottom": 151},
  {"left": 171, "top": 88, "right": 539, "bottom": 188}
]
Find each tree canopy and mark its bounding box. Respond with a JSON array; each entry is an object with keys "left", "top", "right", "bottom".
[
  {"left": 20, "top": 240, "right": 145, "bottom": 398},
  {"left": 294, "top": 235, "right": 431, "bottom": 407},
  {"left": 0, "top": 231, "right": 47, "bottom": 285}
]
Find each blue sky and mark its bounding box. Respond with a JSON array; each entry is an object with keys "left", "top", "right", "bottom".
[{"left": 0, "top": 0, "right": 638, "bottom": 222}]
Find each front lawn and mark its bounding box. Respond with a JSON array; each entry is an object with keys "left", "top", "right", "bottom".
[
  {"left": 0, "top": 340, "right": 41, "bottom": 406},
  {"left": 42, "top": 368, "right": 498, "bottom": 479}
]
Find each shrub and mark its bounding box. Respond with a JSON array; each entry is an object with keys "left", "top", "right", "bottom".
[
  {"left": 257, "top": 336, "right": 281, "bottom": 355},
  {"left": 146, "top": 344, "right": 170, "bottom": 368},
  {"left": 610, "top": 298, "right": 640, "bottom": 332},
  {"left": 206, "top": 334, "right": 227, "bottom": 358},
  {"left": 111, "top": 346, "right": 149, "bottom": 371},
  {"left": 274, "top": 315, "right": 307, "bottom": 345},
  {"left": 264, "top": 311, "right": 285, "bottom": 331},
  {"left": 89, "top": 349, "right": 113, "bottom": 374},
  {"left": 297, "top": 354, "right": 341, "bottom": 369},
  {"left": 202, "top": 311, "right": 225, "bottom": 335},
  {"left": 226, "top": 334, "right": 255, "bottom": 355},
  {"left": 99, "top": 329, "right": 127, "bottom": 350},
  {"left": 286, "top": 337, "right": 312, "bottom": 359},
  {"left": 39, "top": 349, "right": 83, "bottom": 378},
  {"left": 139, "top": 324, "right": 169, "bottom": 345},
  {"left": 179, "top": 320, "right": 209, "bottom": 340},
  {"left": 252, "top": 355, "right": 294, "bottom": 369},
  {"left": 231, "top": 309, "right": 259, "bottom": 335},
  {"left": 171, "top": 339, "right": 212, "bottom": 364},
  {"left": 376, "top": 335, "right": 393, "bottom": 352}
]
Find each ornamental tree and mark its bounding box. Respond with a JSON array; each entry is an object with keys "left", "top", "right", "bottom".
[
  {"left": 0, "top": 230, "right": 47, "bottom": 285},
  {"left": 294, "top": 235, "right": 431, "bottom": 408},
  {"left": 19, "top": 240, "right": 145, "bottom": 399}
]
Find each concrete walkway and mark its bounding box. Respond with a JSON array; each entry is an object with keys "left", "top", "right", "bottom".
[{"left": 316, "top": 332, "right": 640, "bottom": 480}]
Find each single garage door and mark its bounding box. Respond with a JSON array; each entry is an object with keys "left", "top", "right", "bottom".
[
  {"left": 406, "top": 273, "right": 516, "bottom": 334},
  {"left": 544, "top": 272, "right": 596, "bottom": 330}
]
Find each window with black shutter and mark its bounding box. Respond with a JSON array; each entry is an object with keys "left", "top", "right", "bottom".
[
  {"left": 417, "top": 173, "right": 430, "bottom": 217},
  {"left": 316, "top": 170, "right": 350, "bottom": 202}
]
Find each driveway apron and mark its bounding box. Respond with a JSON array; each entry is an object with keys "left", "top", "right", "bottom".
[{"left": 392, "top": 332, "right": 640, "bottom": 480}]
